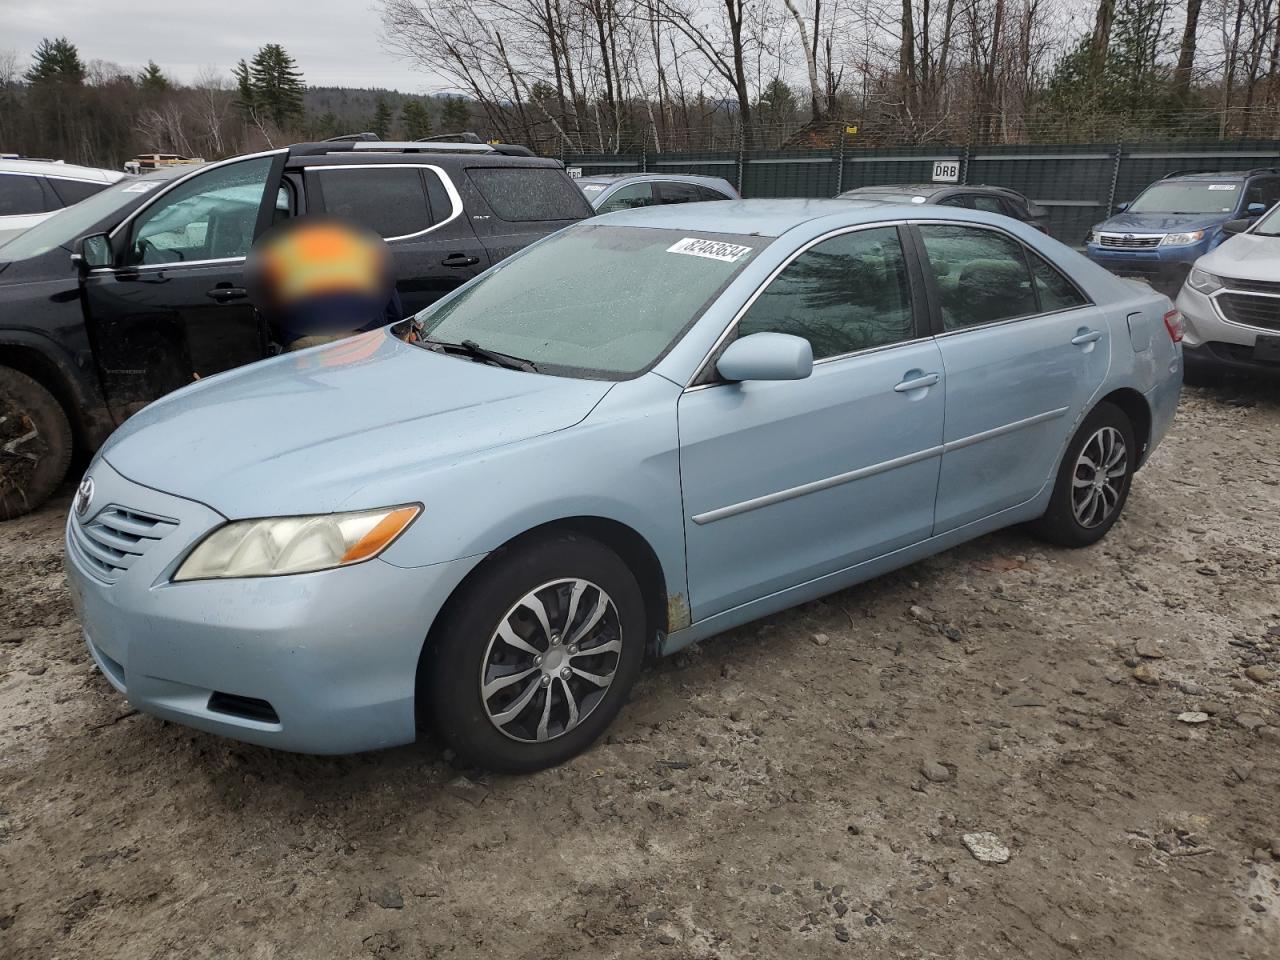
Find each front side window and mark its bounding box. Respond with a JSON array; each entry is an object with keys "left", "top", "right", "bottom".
[
  {"left": 918, "top": 224, "right": 1037, "bottom": 330},
  {"left": 737, "top": 226, "right": 915, "bottom": 359},
  {"left": 0, "top": 174, "right": 47, "bottom": 216},
  {"left": 1244, "top": 178, "right": 1280, "bottom": 211},
  {"left": 126, "top": 157, "right": 272, "bottom": 265},
  {"left": 597, "top": 182, "right": 655, "bottom": 214},
  {"left": 318, "top": 167, "right": 432, "bottom": 238},
  {"left": 1128, "top": 181, "right": 1241, "bottom": 215},
  {"left": 417, "top": 224, "right": 766, "bottom": 378}
]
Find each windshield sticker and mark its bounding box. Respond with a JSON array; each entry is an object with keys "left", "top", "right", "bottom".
[
  {"left": 1207, "top": 184, "right": 1238, "bottom": 190},
  {"left": 667, "top": 237, "right": 753, "bottom": 262},
  {"left": 121, "top": 181, "right": 161, "bottom": 193}
]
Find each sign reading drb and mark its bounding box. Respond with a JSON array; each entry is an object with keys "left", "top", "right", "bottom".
[{"left": 931, "top": 159, "right": 961, "bottom": 183}]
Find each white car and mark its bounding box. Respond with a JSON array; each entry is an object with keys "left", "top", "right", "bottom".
[
  {"left": 1177, "top": 203, "right": 1280, "bottom": 382},
  {"left": 0, "top": 159, "right": 126, "bottom": 246}
]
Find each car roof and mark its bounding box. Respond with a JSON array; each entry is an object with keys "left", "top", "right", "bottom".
[
  {"left": 598, "top": 197, "right": 913, "bottom": 237},
  {"left": 0, "top": 159, "right": 126, "bottom": 182},
  {"left": 287, "top": 151, "right": 565, "bottom": 171},
  {"left": 579, "top": 173, "right": 728, "bottom": 185},
  {"left": 842, "top": 183, "right": 1017, "bottom": 196}
]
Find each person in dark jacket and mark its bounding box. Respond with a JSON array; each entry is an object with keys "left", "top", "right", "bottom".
[{"left": 246, "top": 216, "right": 402, "bottom": 351}]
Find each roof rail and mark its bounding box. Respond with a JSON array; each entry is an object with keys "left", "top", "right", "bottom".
[
  {"left": 323, "top": 132, "right": 380, "bottom": 142},
  {"left": 417, "top": 131, "right": 485, "bottom": 144},
  {"left": 350, "top": 140, "right": 496, "bottom": 154}
]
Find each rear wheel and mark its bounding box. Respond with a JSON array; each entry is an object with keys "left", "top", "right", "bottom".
[
  {"left": 424, "top": 533, "right": 646, "bottom": 773},
  {"left": 1029, "top": 401, "right": 1136, "bottom": 548},
  {"left": 0, "top": 367, "right": 72, "bottom": 521}
]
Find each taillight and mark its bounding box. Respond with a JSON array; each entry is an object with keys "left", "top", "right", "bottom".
[{"left": 1163, "top": 309, "right": 1184, "bottom": 343}]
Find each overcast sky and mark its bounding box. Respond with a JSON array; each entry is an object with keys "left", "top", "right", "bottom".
[{"left": 0, "top": 0, "right": 441, "bottom": 92}]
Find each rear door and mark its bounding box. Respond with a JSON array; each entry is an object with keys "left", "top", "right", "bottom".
[
  {"left": 462, "top": 165, "right": 593, "bottom": 262},
  {"left": 305, "top": 162, "right": 488, "bottom": 316},
  {"left": 83, "top": 155, "right": 281, "bottom": 416},
  {"left": 914, "top": 222, "right": 1109, "bottom": 533}
]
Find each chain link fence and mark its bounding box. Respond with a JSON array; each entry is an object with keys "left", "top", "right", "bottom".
[{"left": 561, "top": 137, "right": 1280, "bottom": 244}]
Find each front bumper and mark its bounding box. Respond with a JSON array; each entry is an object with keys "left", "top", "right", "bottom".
[
  {"left": 1177, "top": 284, "right": 1280, "bottom": 378},
  {"left": 65, "top": 459, "right": 483, "bottom": 754},
  {"left": 1085, "top": 245, "right": 1202, "bottom": 297}
]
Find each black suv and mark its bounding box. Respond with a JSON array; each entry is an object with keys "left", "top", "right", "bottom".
[{"left": 0, "top": 140, "right": 592, "bottom": 518}]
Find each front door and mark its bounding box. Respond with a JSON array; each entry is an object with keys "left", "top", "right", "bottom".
[
  {"left": 84, "top": 155, "right": 280, "bottom": 416},
  {"left": 912, "top": 222, "right": 1111, "bottom": 533},
  {"left": 678, "top": 225, "right": 946, "bottom": 620}
]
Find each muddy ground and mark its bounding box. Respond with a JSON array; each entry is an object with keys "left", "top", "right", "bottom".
[{"left": 2, "top": 383, "right": 1279, "bottom": 960}]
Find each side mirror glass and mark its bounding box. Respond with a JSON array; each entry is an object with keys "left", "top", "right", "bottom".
[
  {"left": 716, "top": 332, "right": 813, "bottom": 382},
  {"left": 1115, "top": 201, "right": 1129, "bottom": 213},
  {"left": 1247, "top": 202, "right": 1267, "bottom": 216},
  {"left": 1222, "top": 218, "right": 1253, "bottom": 236},
  {"left": 75, "top": 233, "right": 113, "bottom": 270}
]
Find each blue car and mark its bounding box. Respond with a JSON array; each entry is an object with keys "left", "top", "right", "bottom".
[
  {"left": 66, "top": 200, "right": 1182, "bottom": 772},
  {"left": 1085, "top": 168, "right": 1280, "bottom": 296}
]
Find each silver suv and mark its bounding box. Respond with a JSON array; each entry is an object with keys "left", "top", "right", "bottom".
[{"left": 1177, "top": 203, "right": 1280, "bottom": 381}]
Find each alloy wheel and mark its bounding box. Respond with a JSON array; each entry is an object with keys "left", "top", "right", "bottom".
[
  {"left": 479, "top": 578, "right": 623, "bottom": 743},
  {"left": 1071, "top": 426, "right": 1127, "bottom": 528}
]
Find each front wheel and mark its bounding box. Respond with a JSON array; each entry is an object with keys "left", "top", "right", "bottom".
[
  {"left": 1029, "top": 402, "right": 1136, "bottom": 548},
  {"left": 423, "top": 533, "right": 646, "bottom": 773},
  {"left": 0, "top": 367, "right": 73, "bottom": 521}
]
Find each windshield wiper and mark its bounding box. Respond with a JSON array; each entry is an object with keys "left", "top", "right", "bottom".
[{"left": 421, "top": 335, "right": 537, "bottom": 372}]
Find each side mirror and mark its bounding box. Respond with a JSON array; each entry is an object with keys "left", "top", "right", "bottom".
[
  {"left": 1247, "top": 202, "right": 1267, "bottom": 216},
  {"left": 716, "top": 332, "right": 813, "bottom": 382},
  {"left": 73, "top": 233, "right": 113, "bottom": 271},
  {"left": 1222, "top": 218, "right": 1253, "bottom": 236},
  {"left": 1115, "top": 202, "right": 1129, "bottom": 213}
]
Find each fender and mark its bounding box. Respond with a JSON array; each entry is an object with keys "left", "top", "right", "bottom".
[{"left": 0, "top": 328, "right": 115, "bottom": 450}]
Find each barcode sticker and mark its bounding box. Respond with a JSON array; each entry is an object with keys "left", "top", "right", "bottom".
[{"left": 1207, "top": 184, "right": 1238, "bottom": 191}]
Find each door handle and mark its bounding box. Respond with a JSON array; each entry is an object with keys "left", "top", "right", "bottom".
[
  {"left": 206, "top": 286, "right": 247, "bottom": 303},
  {"left": 893, "top": 372, "right": 940, "bottom": 393},
  {"left": 1071, "top": 329, "right": 1103, "bottom": 346},
  {"left": 441, "top": 254, "right": 480, "bottom": 268}
]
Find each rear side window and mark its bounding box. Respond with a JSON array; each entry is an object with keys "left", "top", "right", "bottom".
[
  {"left": 48, "top": 177, "right": 106, "bottom": 206},
  {"left": 967, "top": 195, "right": 1007, "bottom": 215},
  {"left": 697, "top": 185, "right": 732, "bottom": 201},
  {"left": 317, "top": 167, "right": 433, "bottom": 238},
  {"left": 918, "top": 224, "right": 1038, "bottom": 330},
  {"left": 0, "top": 174, "right": 47, "bottom": 215},
  {"left": 657, "top": 181, "right": 703, "bottom": 204},
  {"left": 467, "top": 167, "right": 593, "bottom": 221},
  {"left": 598, "top": 182, "right": 655, "bottom": 214},
  {"left": 737, "top": 226, "right": 915, "bottom": 359}
]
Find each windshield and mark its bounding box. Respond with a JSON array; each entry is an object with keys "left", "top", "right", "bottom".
[
  {"left": 1128, "top": 181, "right": 1241, "bottom": 215},
  {"left": 416, "top": 223, "right": 767, "bottom": 378},
  {"left": 0, "top": 173, "right": 174, "bottom": 260},
  {"left": 1252, "top": 203, "right": 1280, "bottom": 236}
]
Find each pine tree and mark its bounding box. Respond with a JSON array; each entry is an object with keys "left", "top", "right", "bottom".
[
  {"left": 233, "top": 58, "right": 257, "bottom": 117},
  {"left": 371, "top": 95, "right": 394, "bottom": 139},
  {"left": 25, "top": 37, "right": 85, "bottom": 86},
  {"left": 138, "top": 60, "right": 170, "bottom": 93},
  {"left": 401, "top": 99, "right": 433, "bottom": 139},
  {"left": 246, "top": 44, "right": 305, "bottom": 129},
  {"left": 441, "top": 96, "right": 470, "bottom": 132}
]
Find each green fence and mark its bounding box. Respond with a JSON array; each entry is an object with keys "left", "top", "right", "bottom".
[{"left": 562, "top": 140, "right": 1280, "bottom": 244}]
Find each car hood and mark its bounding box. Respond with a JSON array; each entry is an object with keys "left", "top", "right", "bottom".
[
  {"left": 1095, "top": 211, "right": 1227, "bottom": 234},
  {"left": 1197, "top": 232, "right": 1280, "bottom": 282},
  {"left": 102, "top": 330, "right": 613, "bottom": 518}
]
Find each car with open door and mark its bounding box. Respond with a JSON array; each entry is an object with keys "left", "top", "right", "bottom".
[
  {"left": 0, "top": 140, "right": 591, "bottom": 519},
  {"left": 65, "top": 199, "right": 1182, "bottom": 772}
]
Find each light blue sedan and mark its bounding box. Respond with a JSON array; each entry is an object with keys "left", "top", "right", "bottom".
[{"left": 65, "top": 200, "right": 1183, "bottom": 772}]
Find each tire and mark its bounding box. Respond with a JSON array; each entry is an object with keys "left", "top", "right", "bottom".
[
  {"left": 0, "top": 367, "right": 73, "bottom": 522},
  {"left": 424, "top": 533, "right": 646, "bottom": 773},
  {"left": 1028, "top": 401, "right": 1136, "bottom": 548}
]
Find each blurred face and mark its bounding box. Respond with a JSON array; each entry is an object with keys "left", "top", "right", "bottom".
[{"left": 247, "top": 215, "right": 393, "bottom": 314}]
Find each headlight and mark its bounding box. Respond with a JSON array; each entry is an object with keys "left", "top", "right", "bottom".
[
  {"left": 174, "top": 505, "right": 421, "bottom": 581},
  {"left": 1186, "top": 267, "right": 1223, "bottom": 294},
  {"left": 1160, "top": 230, "right": 1205, "bottom": 246},
  {"left": 1085, "top": 229, "right": 1098, "bottom": 245}
]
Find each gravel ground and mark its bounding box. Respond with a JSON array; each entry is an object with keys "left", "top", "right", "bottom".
[{"left": 1, "top": 384, "right": 1279, "bottom": 960}]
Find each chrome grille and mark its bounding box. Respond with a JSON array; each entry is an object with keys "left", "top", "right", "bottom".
[
  {"left": 1218, "top": 293, "right": 1280, "bottom": 332},
  {"left": 1224, "top": 277, "right": 1280, "bottom": 296},
  {"left": 1098, "top": 233, "right": 1162, "bottom": 249},
  {"left": 69, "top": 505, "right": 178, "bottom": 583}
]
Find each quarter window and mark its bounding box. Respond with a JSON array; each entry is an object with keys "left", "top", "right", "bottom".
[
  {"left": 917, "top": 224, "right": 1037, "bottom": 330},
  {"left": 126, "top": 156, "right": 272, "bottom": 265},
  {"left": 318, "top": 167, "right": 432, "bottom": 238},
  {"left": 737, "top": 226, "right": 915, "bottom": 360},
  {"left": 598, "top": 182, "right": 655, "bottom": 214},
  {"left": 0, "top": 174, "right": 47, "bottom": 216},
  {"left": 1028, "top": 250, "right": 1088, "bottom": 312},
  {"left": 467, "top": 167, "right": 593, "bottom": 221}
]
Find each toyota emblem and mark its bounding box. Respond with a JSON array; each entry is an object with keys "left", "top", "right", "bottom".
[
  {"left": 74, "top": 476, "right": 95, "bottom": 518},
  {"left": 1123, "top": 233, "right": 1134, "bottom": 240}
]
